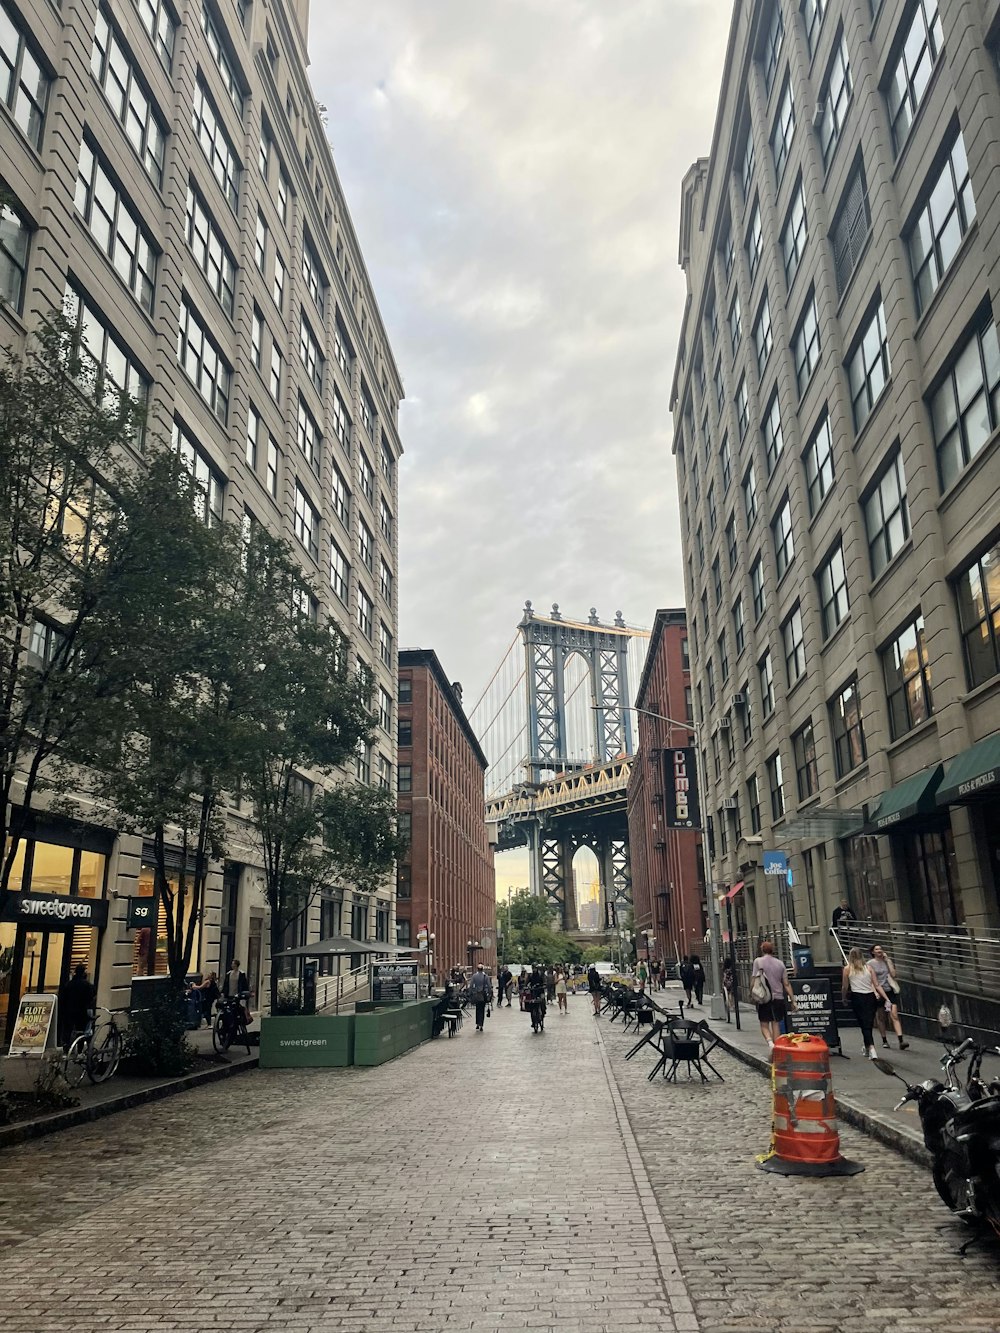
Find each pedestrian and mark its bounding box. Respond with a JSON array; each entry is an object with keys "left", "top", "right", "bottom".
[
  {"left": 58, "top": 962, "right": 95, "bottom": 1047},
  {"left": 587, "top": 962, "right": 603, "bottom": 1016},
  {"left": 689, "top": 954, "right": 706, "bottom": 1005},
  {"left": 722, "top": 958, "right": 735, "bottom": 1017},
  {"left": 518, "top": 966, "right": 530, "bottom": 1010},
  {"left": 869, "top": 945, "right": 909, "bottom": 1051},
  {"left": 555, "top": 967, "right": 568, "bottom": 1013},
  {"left": 194, "top": 970, "right": 221, "bottom": 1026},
  {"left": 636, "top": 959, "right": 647, "bottom": 992},
  {"left": 545, "top": 965, "right": 556, "bottom": 1003},
  {"left": 498, "top": 964, "right": 513, "bottom": 1007},
  {"left": 469, "top": 963, "right": 492, "bottom": 1032},
  {"left": 750, "top": 940, "right": 797, "bottom": 1053},
  {"left": 831, "top": 898, "right": 855, "bottom": 929},
  {"left": 222, "top": 958, "right": 251, "bottom": 1025},
  {"left": 679, "top": 955, "right": 694, "bottom": 1005},
  {"left": 841, "top": 946, "right": 888, "bottom": 1061}
]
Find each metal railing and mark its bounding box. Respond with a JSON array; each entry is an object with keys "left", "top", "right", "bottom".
[
  {"left": 833, "top": 919, "right": 1000, "bottom": 1002},
  {"left": 316, "top": 964, "right": 370, "bottom": 1013}
]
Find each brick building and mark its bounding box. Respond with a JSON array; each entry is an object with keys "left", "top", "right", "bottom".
[
  {"left": 396, "top": 650, "right": 495, "bottom": 981},
  {"left": 627, "top": 610, "right": 704, "bottom": 968}
]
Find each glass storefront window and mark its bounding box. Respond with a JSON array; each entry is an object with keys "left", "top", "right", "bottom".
[
  {"left": 902, "top": 825, "right": 963, "bottom": 927},
  {"left": 28, "top": 841, "right": 75, "bottom": 894},
  {"left": 133, "top": 862, "right": 202, "bottom": 977}
]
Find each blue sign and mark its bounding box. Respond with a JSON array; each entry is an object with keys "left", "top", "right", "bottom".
[{"left": 763, "top": 850, "right": 787, "bottom": 877}]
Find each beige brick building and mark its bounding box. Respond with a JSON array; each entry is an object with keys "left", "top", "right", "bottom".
[
  {"left": 0, "top": 0, "right": 402, "bottom": 1034},
  {"left": 671, "top": 0, "right": 1000, "bottom": 1018}
]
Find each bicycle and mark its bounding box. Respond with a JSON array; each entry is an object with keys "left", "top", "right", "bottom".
[
  {"left": 64, "top": 1007, "right": 125, "bottom": 1085},
  {"left": 213, "top": 993, "right": 251, "bottom": 1055}
]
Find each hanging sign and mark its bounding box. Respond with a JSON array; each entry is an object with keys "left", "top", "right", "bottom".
[
  {"left": 763, "top": 851, "right": 788, "bottom": 876},
  {"left": 127, "top": 897, "right": 156, "bottom": 930},
  {"left": 662, "top": 748, "right": 702, "bottom": 830},
  {"left": 8, "top": 993, "right": 58, "bottom": 1056}
]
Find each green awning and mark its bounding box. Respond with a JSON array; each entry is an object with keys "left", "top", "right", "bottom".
[
  {"left": 937, "top": 733, "right": 1000, "bottom": 806},
  {"left": 866, "top": 764, "right": 943, "bottom": 833}
]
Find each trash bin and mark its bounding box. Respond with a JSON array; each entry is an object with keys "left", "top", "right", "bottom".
[{"left": 792, "top": 945, "right": 814, "bottom": 975}]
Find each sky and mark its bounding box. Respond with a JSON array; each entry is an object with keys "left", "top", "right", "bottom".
[{"left": 308, "top": 0, "right": 733, "bottom": 709}]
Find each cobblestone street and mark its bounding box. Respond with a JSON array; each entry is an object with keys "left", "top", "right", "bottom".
[{"left": 1, "top": 998, "right": 998, "bottom": 1332}]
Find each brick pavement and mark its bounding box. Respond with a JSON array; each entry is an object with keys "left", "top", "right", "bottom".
[{"left": 1, "top": 994, "right": 998, "bottom": 1333}]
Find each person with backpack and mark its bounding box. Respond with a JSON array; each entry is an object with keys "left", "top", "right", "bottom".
[
  {"left": 469, "top": 965, "right": 492, "bottom": 1032},
  {"left": 679, "top": 955, "right": 695, "bottom": 1005},
  {"left": 689, "top": 955, "right": 706, "bottom": 1005},
  {"left": 750, "top": 940, "right": 796, "bottom": 1053}
]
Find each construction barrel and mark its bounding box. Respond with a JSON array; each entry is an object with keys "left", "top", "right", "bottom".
[{"left": 757, "top": 1033, "right": 863, "bottom": 1177}]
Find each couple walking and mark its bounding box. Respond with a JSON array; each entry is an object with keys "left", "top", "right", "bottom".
[{"left": 842, "top": 945, "right": 908, "bottom": 1060}]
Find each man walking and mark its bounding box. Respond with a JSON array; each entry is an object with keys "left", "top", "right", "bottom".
[{"left": 469, "top": 964, "right": 492, "bottom": 1032}]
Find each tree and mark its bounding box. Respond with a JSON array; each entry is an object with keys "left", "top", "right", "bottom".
[{"left": 0, "top": 315, "right": 142, "bottom": 905}]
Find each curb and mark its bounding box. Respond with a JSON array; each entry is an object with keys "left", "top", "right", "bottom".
[
  {"left": 0, "top": 1054, "right": 258, "bottom": 1151},
  {"left": 714, "top": 1032, "right": 932, "bottom": 1171}
]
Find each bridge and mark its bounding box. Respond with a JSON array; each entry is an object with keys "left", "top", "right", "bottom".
[{"left": 470, "top": 603, "right": 649, "bottom": 933}]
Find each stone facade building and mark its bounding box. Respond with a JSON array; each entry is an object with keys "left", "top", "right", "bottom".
[
  {"left": 671, "top": 0, "right": 1000, "bottom": 1006},
  {"left": 395, "top": 650, "right": 495, "bottom": 982},
  {"left": 626, "top": 610, "right": 704, "bottom": 968},
  {"left": 0, "top": 0, "right": 402, "bottom": 1037}
]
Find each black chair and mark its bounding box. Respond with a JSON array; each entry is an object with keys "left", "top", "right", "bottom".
[{"left": 653, "top": 1018, "right": 725, "bottom": 1083}]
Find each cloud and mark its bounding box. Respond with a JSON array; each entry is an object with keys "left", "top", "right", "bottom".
[{"left": 308, "top": 0, "right": 730, "bottom": 710}]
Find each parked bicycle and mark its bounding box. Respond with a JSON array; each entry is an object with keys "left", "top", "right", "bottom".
[
  {"left": 213, "top": 993, "right": 251, "bottom": 1054},
  {"left": 63, "top": 1007, "right": 125, "bottom": 1085}
]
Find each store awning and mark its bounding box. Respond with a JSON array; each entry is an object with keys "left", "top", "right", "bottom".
[
  {"left": 938, "top": 733, "right": 1000, "bottom": 806},
  {"left": 724, "top": 881, "right": 745, "bottom": 901},
  {"left": 865, "top": 764, "right": 943, "bottom": 833},
  {"left": 274, "top": 936, "right": 419, "bottom": 958}
]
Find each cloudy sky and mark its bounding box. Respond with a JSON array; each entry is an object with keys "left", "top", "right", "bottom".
[{"left": 308, "top": 1, "right": 732, "bottom": 709}]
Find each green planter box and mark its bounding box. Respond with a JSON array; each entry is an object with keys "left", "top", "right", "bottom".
[
  {"left": 259, "top": 1014, "right": 355, "bottom": 1068},
  {"left": 354, "top": 999, "right": 436, "bottom": 1066}
]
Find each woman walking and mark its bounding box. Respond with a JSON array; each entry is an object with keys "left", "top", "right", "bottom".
[
  {"left": 555, "top": 967, "right": 568, "bottom": 1014},
  {"left": 869, "top": 945, "right": 909, "bottom": 1050},
  {"left": 842, "top": 947, "right": 888, "bottom": 1061}
]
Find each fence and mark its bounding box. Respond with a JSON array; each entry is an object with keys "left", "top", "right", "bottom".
[
  {"left": 832, "top": 919, "right": 1000, "bottom": 1003},
  {"left": 713, "top": 921, "right": 794, "bottom": 1009}
]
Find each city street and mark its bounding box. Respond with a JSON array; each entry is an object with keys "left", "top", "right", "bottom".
[{"left": 1, "top": 997, "right": 999, "bottom": 1333}]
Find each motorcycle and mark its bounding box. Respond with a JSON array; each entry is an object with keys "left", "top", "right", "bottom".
[{"left": 875, "top": 1038, "right": 1000, "bottom": 1245}]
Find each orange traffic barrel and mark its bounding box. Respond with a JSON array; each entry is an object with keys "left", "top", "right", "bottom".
[{"left": 756, "top": 1033, "right": 863, "bottom": 1177}]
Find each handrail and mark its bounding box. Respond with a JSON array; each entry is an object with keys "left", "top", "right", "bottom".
[
  {"left": 316, "top": 962, "right": 370, "bottom": 1014},
  {"left": 833, "top": 919, "right": 1000, "bottom": 1002}
]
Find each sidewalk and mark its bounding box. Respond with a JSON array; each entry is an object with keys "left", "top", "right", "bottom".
[
  {"left": 0, "top": 1024, "right": 257, "bottom": 1150},
  {"left": 651, "top": 980, "right": 940, "bottom": 1166}
]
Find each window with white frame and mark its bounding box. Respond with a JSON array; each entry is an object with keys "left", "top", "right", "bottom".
[
  {"left": 708, "top": 482, "right": 717, "bottom": 534},
  {"left": 173, "top": 419, "right": 224, "bottom": 527},
  {"left": 772, "top": 496, "right": 794, "bottom": 579},
  {"left": 359, "top": 452, "right": 375, "bottom": 504},
  {"left": 293, "top": 483, "right": 319, "bottom": 559},
  {"left": 330, "top": 540, "right": 349, "bottom": 603},
  {"left": 200, "top": 0, "right": 243, "bottom": 114},
  {"left": 269, "top": 343, "right": 282, "bottom": 403},
  {"left": 886, "top": 0, "right": 943, "bottom": 154},
  {"left": 129, "top": 0, "right": 176, "bottom": 72},
  {"left": 733, "top": 595, "right": 746, "bottom": 654},
  {"left": 1, "top": 0, "right": 50, "bottom": 149},
  {"left": 266, "top": 438, "right": 279, "bottom": 498},
  {"left": 746, "top": 200, "right": 763, "bottom": 281},
  {"left": 864, "top": 450, "right": 910, "bottom": 577},
  {"left": 75, "top": 140, "right": 156, "bottom": 314},
  {"left": 767, "top": 751, "right": 785, "bottom": 819},
  {"left": 754, "top": 294, "right": 773, "bottom": 375},
  {"left": 930, "top": 314, "right": 1000, "bottom": 490},
  {"left": 718, "top": 629, "right": 729, "bottom": 682},
  {"left": 357, "top": 587, "right": 373, "bottom": 639},
  {"left": 360, "top": 384, "right": 376, "bottom": 439},
  {"left": 358, "top": 518, "right": 373, "bottom": 571},
  {"left": 781, "top": 178, "right": 807, "bottom": 288},
  {"left": 762, "top": 3, "right": 784, "bottom": 97},
  {"left": 751, "top": 556, "right": 767, "bottom": 620},
  {"left": 254, "top": 212, "right": 267, "bottom": 273},
  {"left": 333, "top": 387, "right": 352, "bottom": 453},
  {"left": 185, "top": 184, "right": 235, "bottom": 316},
  {"left": 793, "top": 719, "right": 819, "bottom": 800},
  {"left": 726, "top": 513, "right": 738, "bottom": 570},
  {"left": 792, "top": 293, "right": 820, "bottom": 396},
  {"left": 91, "top": 8, "right": 166, "bottom": 185},
  {"left": 743, "top": 462, "right": 759, "bottom": 526},
  {"left": 801, "top": 0, "right": 826, "bottom": 55},
  {"left": 782, "top": 603, "right": 806, "bottom": 685},
  {"left": 335, "top": 318, "right": 354, "bottom": 380},
  {"left": 331, "top": 463, "right": 350, "bottom": 528},
  {"left": 381, "top": 439, "right": 395, "bottom": 485},
  {"left": 955, "top": 541, "right": 1000, "bottom": 688},
  {"left": 818, "top": 32, "right": 852, "bottom": 168},
  {"left": 378, "top": 687, "right": 392, "bottom": 733},
  {"left": 0, "top": 203, "right": 29, "bottom": 313},
  {"left": 817, "top": 540, "right": 849, "bottom": 638},
  {"left": 741, "top": 128, "right": 755, "bottom": 199},
  {"left": 192, "top": 79, "right": 240, "bottom": 211},
  {"left": 720, "top": 434, "right": 732, "bottom": 491},
  {"left": 882, "top": 614, "right": 933, "bottom": 738},
  {"left": 299, "top": 312, "right": 324, "bottom": 393},
  {"left": 65, "top": 282, "right": 150, "bottom": 422},
  {"left": 245, "top": 405, "right": 260, "bottom": 469},
  {"left": 272, "top": 253, "right": 285, "bottom": 311},
  {"left": 714, "top": 362, "right": 725, "bottom": 414},
  {"left": 251, "top": 307, "right": 263, "bottom": 369},
  {"left": 713, "top": 554, "right": 722, "bottom": 605},
  {"left": 804, "top": 409, "right": 835, "bottom": 514},
  {"left": 830, "top": 677, "right": 866, "bottom": 776},
  {"left": 762, "top": 391, "right": 783, "bottom": 472},
  {"left": 909, "top": 130, "right": 976, "bottom": 315},
  {"left": 302, "top": 235, "right": 326, "bottom": 315},
  {"left": 296, "top": 396, "right": 321, "bottom": 473},
  {"left": 722, "top": 225, "right": 735, "bottom": 283},
  {"left": 736, "top": 376, "right": 749, "bottom": 437},
  {"left": 177, "top": 297, "right": 231, "bottom": 422},
  {"left": 729, "top": 294, "right": 742, "bottom": 352},
  {"left": 770, "top": 77, "right": 795, "bottom": 185},
  {"left": 847, "top": 299, "right": 890, "bottom": 431},
  {"left": 380, "top": 558, "right": 393, "bottom": 604},
  {"left": 379, "top": 621, "right": 393, "bottom": 668},
  {"left": 759, "top": 650, "right": 775, "bottom": 717},
  {"left": 380, "top": 497, "right": 393, "bottom": 543},
  {"left": 747, "top": 772, "right": 762, "bottom": 832}
]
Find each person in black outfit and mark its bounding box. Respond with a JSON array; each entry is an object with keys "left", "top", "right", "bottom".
[
  {"left": 587, "top": 963, "right": 602, "bottom": 1016},
  {"left": 59, "top": 963, "right": 96, "bottom": 1047},
  {"left": 831, "top": 899, "right": 855, "bottom": 929},
  {"left": 689, "top": 955, "right": 706, "bottom": 1005},
  {"left": 679, "top": 956, "right": 695, "bottom": 1005},
  {"left": 497, "top": 965, "right": 513, "bottom": 1006}
]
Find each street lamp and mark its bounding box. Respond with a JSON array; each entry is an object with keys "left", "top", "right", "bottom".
[{"left": 466, "top": 938, "right": 482, "bottom": 969}]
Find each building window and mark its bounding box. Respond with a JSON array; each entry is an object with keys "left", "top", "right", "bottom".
[
  {"left": 736, "top": 376, "right": 749, "bottom": 437},
  {"left": 330, "top": 541, "right": 349, "bottom": 603},
  {"left": 296, "top": 397, "right": 321, "bottom": 474},
  {"left": 357, "top": 588, "right": 373, "bottom": 640},
  {"left": 729, "top": 294, "right": 742, "bottom": 353},
  {"left": 832, "top": 157, "right": 870, "bottom": 296},
  {"left": 398, "top": 677, "right": 412, "bottom": 704},
  {"left": 762, "top": 391, "right": 783, "bottom": 473},
  {"left": 266, "top": 439, "right": 279, "bottom": 498},
  {"left": 269, "top": 344, "right": 282, "bottom": 403},
  {"left": 707, "top": 658, "right": 716, "bottom": 708},
  {"left": 173, "top": 420, "right": 224, "bottom": 527},
  {"left": 298, "top": 312, "right": 324, "bottom": 393},
  {"left": 742, "top": 684, "right": 754, "bottom": 744},
  {"left": 817, "top": 541, "right": 849, "bottom": 638},
  {"left": 751, "top": 556, "right": 766, "bottom": 621},
  {"left": 770, "top": 77, "right": 795, "bottom": 186},
  {"left": 864, "top": 449, "right": 910, "bottom": 577},
  {"left": 804, "top": 410, "right": 834, "bottom": 515},
  {"left": 759, "top": 650, "right": 775, "bottom": 717},
  {"left": 254, "top": 212, "right": 267, "bottom": 273},
  {"left": 802, "top": 0, "right": 826, "bottom": 56},
  {"left": 91, "top": 8, "right": 166, "bottom": 185},
  {"left": 762, "top": 3, "right": 784, "bottom": 96},
  {"left": 200, "top": 0, "right": 243, "bottom": 113},
  {"left": 747, "top": 773, "right": 762, "bottom": 833},
  {"left": 379, "top": 621, "right": 393, "bottom": 668},
  {"left": 818, "top": 32, "right": 852, "bottom": 168},
  {"left": 376, "top": 754, "right": 392, "bottom": 792},
  {"left": 830, "top": 677, "right": 866, "bottom": 777},
  {"left": 130, "top": 0, "right": 176, "bottom": 72},
  {"left": 741, "top": 128, "right": 755, "bottom": 200},
  {"left": 713, "top": 556, "right": 722, "bottom": 608},
  {"left": 793, "top": 720, "right": 819, "bottom": 801},
  {"left": 792, "top": 293, "right": 820, "bottom": 397},
  {"left": 177, "top": 298, "right": 231, "bottom": 423},
  {"left": 293, "top": 483, "right": 319, "bottom": 559},
  {"left": 882, "top": 614, "right": 933, "bottom": 738},
  {"left": 272, "top": 253, "right": 285, "bottom": 311},
  {"left": 707, "top": 294, "right": 718, "bottom": 346},
  {"left": 0, "top": 203, "right": 30, "bottom": 312},
  {"left": 397, "top": 718, "right": 412, "bottom": 748},
  {"left": 398, "top": 763, "right": 412, "bottom": 794},
  {"left": 929, "top": 314, "right": 1000, "bottom": 490},
  {"left": 767, "top": 751, "right": 785, "bottom": 820},
  {"left": 354, "top": 741, "right": 371, "bottom": 785},
  {"left": 380, "top": 497, "right": 394, "bottom": 544},
  {"left": 754, "top": 296, "right": 773, "bottom": 376},
  {"left": 380, "top": 558, "right": 393, "bottom": 604},
  {"left": 277, "top": 167, "right": 289, "bottom": 225},
  {"left": 360, "top": 384, "right": 376, "bottom": 439},
  {"left": 782, "top": 603, "right": 806, "bottom": 686},
  {"left": 733, "top": 596, "right": 746, "bottom": 655},
  {"left": 331, "top": 464, "right": 351, "bottom": 529},
  {"left": 358, "top": 518, "right": 373, "bottom": 572},
  {"left": 185, "top": 184, "right": 236, "bottom": 316},
  {"left": 727, "top": 514, "right": 738, "bottom": 570},
  {"left": 713, "top": 362, "right": 725, "bottom": 414},
  {"left": 708, "top": 482, "right": 717, "bottom": 534},
  {"left": 333, "top": 387, "right": 352, "bottom": 454},
  {"left": 245, "top": 405, "right": 260, "bottom": 469},
  {"left": 302, "top": 236, "right": 327, "bottom": 315},
  {"left": 848, "top": 299, "right": 890, "bottom": 432},
  {"left": 192, "top": 80, "right": 240, "bottom": 212},
  {"left": 721, "top": 225, "right": 735, "bottom": 284},
  {"left": 75, "top": 140, "right": 157, "bottom": 314},
  {"left": 747, "top": 201, "right": 763, "bottom": 281},
  {"left": 335, "top": 318, "right": 355, "bottom": 381},
  {"left": 772, "top": 496, "right": 794, "bottom": 580},
  {"left": 909, "top": 131, "right": 976, "bottom": 316},
  {"left": 696, "top": 523, "right": 705, "bottom": 569},
  {"left": 359, "top": 452, "right": 375, "bottom": 505},
  {"left": 251, "top": 306, "right": 263, "bottom": 369},
  {"left": 65, "top": 284, "right": 151, "bottom": 429},
  {"left": 780, "top": 178, "right": 807, "bottom": 289},
  {"left": 720, "top": 435, "right": 732, "bottom": 492},
  {"left": 378, "top": 685, "right": 393, "bottom": 733},
  {"left": 886, "top": 0, "right": 943, "bottom": 154},
  {"left": 381, "top": 438, "right": 395, "bottom": 486},
  {"left": 955, "top": 540, "right": 1000, "bottom": 688},
  {"left": 743, "top": 463, "right": 758, "bottom": 526}
]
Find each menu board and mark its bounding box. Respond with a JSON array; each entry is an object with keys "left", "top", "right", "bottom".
[
  {"left": 9, "top": 993, "right": 58, "bottom": 1055},
  {"left": 371, "top": 961, "right": 420, "bottom": 1003}
]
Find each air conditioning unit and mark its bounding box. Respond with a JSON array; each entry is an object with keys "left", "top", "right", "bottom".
[
  {"left": 730, "top": 692, "right": 746, "bottom": 708},
  {"left": 718, "top": 716, "right": 732, "bottom": 731},
  {"left": 812, "top": 102, "right": 826, "bottom": 130},
  {"left": 721, "top": 797, "right": 739, "bottom": 811}
]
